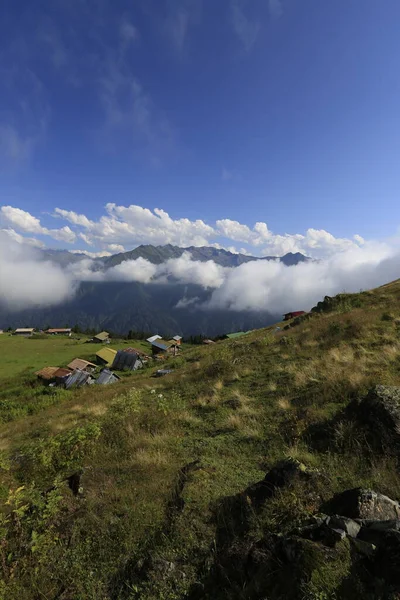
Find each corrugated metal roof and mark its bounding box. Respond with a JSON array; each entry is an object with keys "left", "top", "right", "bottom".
[
  {"left": 96, "top": 347, "right": 117, "bottom": 366},
  {"left": 67, "top": 358, "right": 97, "bottom": 371},
  {"left": 64, "top": 369, "right": 93, "bottom": 389},
  {"left": 151, "top": 340, "right": 171, "bottom": 350},
  {"left": 147, "top": 334, "right": 162, "bottom": 343},
  {"left": 94, "top": 331, "right": 109, "bottom": 341},
  {"left": 111, "top": 350, "right": 143, "bottom": 371},
  {"left": 96, "top": 369, "right": 120, "bottom": 385},
  {"left": 36, "top": 366, "right": 60, "bottom": 380}
]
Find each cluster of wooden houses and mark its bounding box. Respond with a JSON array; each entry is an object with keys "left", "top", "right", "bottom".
[{"left": 32, "top": 330, "right": 184, "bottom": 391}]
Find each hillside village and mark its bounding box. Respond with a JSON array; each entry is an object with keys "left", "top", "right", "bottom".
[{"left": 2, "top": 283, "right": 400, "bottom": 599}]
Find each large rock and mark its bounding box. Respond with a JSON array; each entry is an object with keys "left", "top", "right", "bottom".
[
  {"left": 347, "top": 385, "right": 400, "bottom": 453},
  {"left": 323, "top": 488, "right": 400, "bottom": 520}
]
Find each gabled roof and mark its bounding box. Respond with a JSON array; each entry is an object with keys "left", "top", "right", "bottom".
[
  {"left": 147, "top": 334, "right": 162, "bottom": 343},
  {"left": 67, "top": 358, "right": 97, "bottom": 371},
  {"left": 172, "top": 335, "right": 182, "bottom": 341},
  {"left": 112, "top": 350, "right": 143, "bottom": 371},
  {"left": 125, "top": 347, "right": 149, "bottom": 356},
  {"left": 151, "top": 339, "right": 172, "bottom": 350},
  {"left": 96, "top": 347, "right": 117, "bottom": 366},
  {"left": 36, "top": 367, "right": 73, "bottom": 380},
  {"left": 94, "top": 331, "right": 109, "bottom": 341},
  {"left": 36, "top": 366, "right": 61, "bottom": 380}
]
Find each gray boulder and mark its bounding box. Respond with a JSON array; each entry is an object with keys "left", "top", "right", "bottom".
[{"left": 323, "top": 488, "right": 400, "bottom": 520}]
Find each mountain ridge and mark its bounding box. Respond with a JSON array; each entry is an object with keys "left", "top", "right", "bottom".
[{"left": 1, "top": 245, "right": 310, "bottom": 336}]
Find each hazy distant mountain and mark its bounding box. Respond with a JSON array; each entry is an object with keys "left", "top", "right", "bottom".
[{"left": 2, "top": 245, "right": 310, "bottom": 336}]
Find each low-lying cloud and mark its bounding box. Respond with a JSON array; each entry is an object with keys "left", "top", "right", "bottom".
[
  {"left": 1, "top": 234, "right": 400, "bottom": 316},
  {"left": 0, "top": 233, "right": 76, "bottom": 310}
]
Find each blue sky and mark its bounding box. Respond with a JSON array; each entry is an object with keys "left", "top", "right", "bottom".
[{"left": 1, "top": 0, "right": 400, "bottom": 257}]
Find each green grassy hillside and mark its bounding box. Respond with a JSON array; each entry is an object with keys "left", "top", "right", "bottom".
[{"left": 1, "top": 281, "right": 400, "bottom": 599}]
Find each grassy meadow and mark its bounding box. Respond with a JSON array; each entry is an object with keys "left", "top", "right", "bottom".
[
  {"left": 1, "top": 282, "right": 400, "bottom": 598},
  {"left": 0, "top": 334, "right": 151, "bottom": 381}
]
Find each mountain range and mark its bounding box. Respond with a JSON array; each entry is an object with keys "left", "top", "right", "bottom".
[{"left": 2, "top": 245, "right": 310, "bottom": 337}]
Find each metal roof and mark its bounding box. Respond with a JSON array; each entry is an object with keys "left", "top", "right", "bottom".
[
  {"left": 67, "top": 358, "right": 97, "bottom": 371},
  {"left": 172, "top": 335, "right": 182, "bottom": 341},
  {"left": 64, "top": 369, "right": 93, "bottom": 389},
  {"left": 96, "top": 347, "right": 117, "bottom": 366},
  {"left": 15, "top": 328, "right": 34, "bottom": 333},
  {"left": 96, "top": 369, "right": 120, "bottom": 385},
  {"left": 111, "top": 350, "right": 143, "bottom": 371},
  {"left": 155, "top": 369, "right": 174, "bottom": 377},
  {"left": 94, "top": 331, "right": 109, "bottom": 341},
  {"left": 36, "top": 366, "right": 61, "bottom": 380},
  {"left": 146, "top": 334, "right": 162, "bottom": 343},
  {"left": 46, "top": 328, "right": 72, "bottom": 333},
  {"left": 151, "top": 340, "right": 171, "bottom": 350}
]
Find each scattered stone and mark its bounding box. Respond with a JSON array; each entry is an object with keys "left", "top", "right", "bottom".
[
  {"left": 323, "top": 488, "right": 400, "bottom": 521},
  {"left": 327, "top": 515, "right": 361, "bottom": 538}
]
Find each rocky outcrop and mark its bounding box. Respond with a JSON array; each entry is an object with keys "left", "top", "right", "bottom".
[
  {"left": 322, "top": 488, "right": 400, "bottom": 520},
  {"left": 349, "top": 385, "right": 400, "bottom": 453},
  {"left": 197, "top": 465, "right": 400, "bottom": 600}
]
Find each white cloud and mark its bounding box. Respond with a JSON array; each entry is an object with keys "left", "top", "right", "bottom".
[
  {"left": 1, "top": 206, "right": 76, "bottom": 243},
  {"left": 7, "top": 203, "right": 368, "bottom": 260},
  {"left": 55, "top": 203, "right": 215, "bottom": 248},
  {"left": 207, "top": 243, "right": 398, "bottom": 314},
  {"left": 216, "top": 219, "right": 252, "bottom": 243},
  {"left": 0, "top": 228, "right": 45, "bottom": 249},
  {"left": 0, "top": 232, "right": 75, "bottom": 310},
  {"left": 70, "top": 250, "right": 112, "bottom": 258},
  {"left": 231, "top": 0, "right": 261, "bottom": 53},
  {"left": 2, "top": 225, "right": 400, "bottom": 321}
]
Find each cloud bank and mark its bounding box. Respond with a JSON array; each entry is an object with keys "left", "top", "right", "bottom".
[
  {"left": 0, "top": 233, "right": 76, "bottom": 310},
  {"left": 1, "top": 231, "right": 399, "bottom": 318},
  {"left": 0, "top": 203, "right": 367, "bottom": 260}
]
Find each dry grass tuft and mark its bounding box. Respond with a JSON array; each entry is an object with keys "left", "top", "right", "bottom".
[
  {"left": 133, "top": 448, "right": 170, "bottom": 467},
  {"left": 277, "top": 397, "right": 291, "bottom": 410}
]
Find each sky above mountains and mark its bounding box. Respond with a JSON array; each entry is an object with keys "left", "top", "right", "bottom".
[{"left": 1, "top": 0, "right": 400, "bottom": 258}]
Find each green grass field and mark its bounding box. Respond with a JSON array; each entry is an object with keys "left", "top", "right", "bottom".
[{"left": 0, "top": 334, "right": 151, "bottom": 380}]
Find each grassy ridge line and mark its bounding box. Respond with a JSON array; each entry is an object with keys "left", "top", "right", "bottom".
[{"left": 1, "top": 281, "right": 400, "bottom": 597}]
